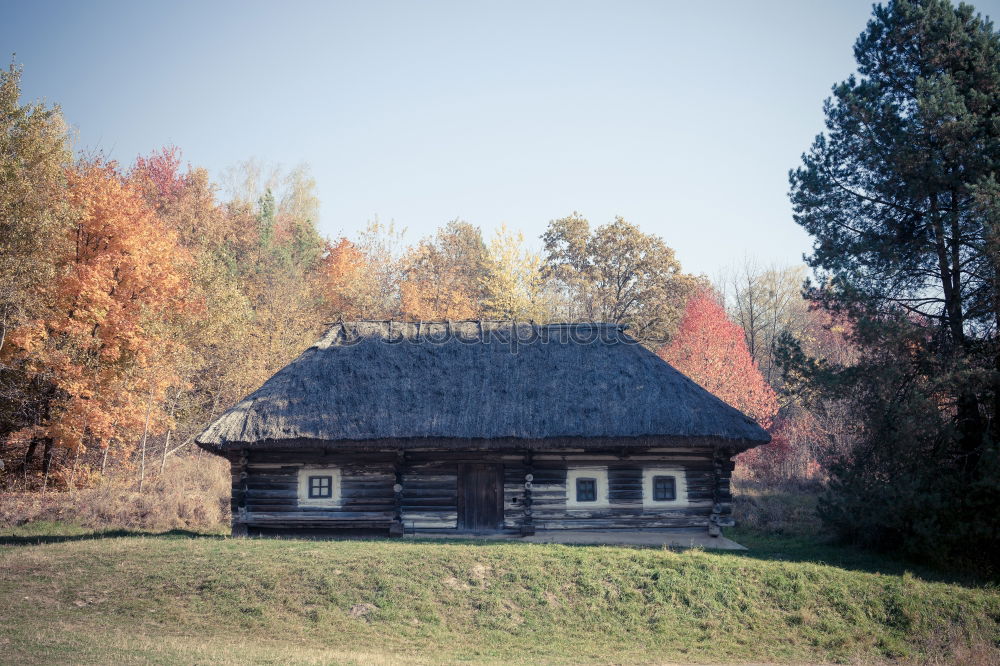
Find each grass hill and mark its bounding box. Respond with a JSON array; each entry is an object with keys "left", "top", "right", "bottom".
[{"left": 2, "top": 523, "right": 998, "bottom": 664}]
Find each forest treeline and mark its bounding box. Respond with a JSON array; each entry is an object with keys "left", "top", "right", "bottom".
[{"left": 0, "top": 61, "right": 839, "bottom": 494}]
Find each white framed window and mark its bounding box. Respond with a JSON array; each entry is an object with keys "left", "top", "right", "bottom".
[
  {"left": 297, "top": 466, "right": 342, "bottom": 507},
  {"left": 642, "top": 467, "right": 688, "bottom": 508},
  {"left": 566, "top": 467, "right": 609, "bottom": 509}
]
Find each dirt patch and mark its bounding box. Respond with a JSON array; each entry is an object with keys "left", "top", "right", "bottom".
[
  {"left": 470, "top": 563, "right": 491, "bottom": 586},
  {"left": 443, "top": 576, "right": 470, "bottom": 591},
  {"left": 349, "top": 603, "right": 376, "bottom": 620},
  {"left": 502, "top": 598, "right": 524, "bottom": 626}
]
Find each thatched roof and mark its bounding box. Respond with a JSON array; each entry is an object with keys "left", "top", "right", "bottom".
[{"left": 196, "top": 321, "right": 770, "bottom": 453}]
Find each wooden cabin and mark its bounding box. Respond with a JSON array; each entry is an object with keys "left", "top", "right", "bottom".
[{"left": 196, "top": 321, "right": 770, "bottom": 538}]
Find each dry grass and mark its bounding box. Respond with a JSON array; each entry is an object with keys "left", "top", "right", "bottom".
[
  {"left": 0, "top": 455, "right": 230, "bottom": 531},
  {"left": 732, "top": 478, "right": 825, "bottom": 536},
  {"left": 907, "top": 622, "right": 1000, "bottom": 666}
]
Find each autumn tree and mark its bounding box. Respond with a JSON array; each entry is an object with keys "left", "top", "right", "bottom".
[
  {"left": 318, "top": 238, "right": 368, "bottom": 319},
  {"left": 716, "top": 260, "right": 813, "bottom": 386},
  {"left": 350, "top": 220, "right": 407, "bottom": 319},
  {"left": 400, "top": 220, "right": 489, "bottom": 320},
  {"left": 0, "top": 62, "right": 72, "bottom": 454},
  {"left": 481, "top": 225, "right": 555, "bottom": 321},
  {"left": 223, "top": 159, "right": 328, "bottom": 373},
  {"left": 221, "top": 158, "right": 320, "bottom": 230},
  {"left": 130, "top": 148, "right": 259, "bottom": 465},
  {"left": 659, "top": 291, "right": 778, "bottom": 429},
  {"left": 5, "top": 160, "right": 191, "bottom": 480},
  {"left": 542, "top": 214, "right": 699, "bottom": 343},
  {"left": 714, "top": 258, "right": 862, "bottom": 480}
]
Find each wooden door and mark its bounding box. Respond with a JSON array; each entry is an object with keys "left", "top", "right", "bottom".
[{"left": 458, "top": 464, "right": 502, "bottom": 532}]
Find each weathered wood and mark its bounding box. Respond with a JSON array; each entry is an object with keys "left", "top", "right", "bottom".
[
  {"left": 457, "top": 463, "right": 502, "bottom": 532},
  {"left": 390, "top": 452, "right": 404, "bottom": 536},
  {"left": 401, "top": 464, "right": 458, "bottom": 530},
  {"left": 233, "top": 447, "right": 721, "bottom": 534}
]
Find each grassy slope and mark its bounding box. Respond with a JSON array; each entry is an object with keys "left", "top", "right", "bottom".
[{"left": 2, "top": 523, "right": 998, "bottom": 665}]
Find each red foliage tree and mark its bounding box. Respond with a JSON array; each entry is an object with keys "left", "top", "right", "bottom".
[
  {"left": 131, "top": 145, "right": 185, "bottom": 205},
  {"left": 659, "top": 291, "right": 778, "bottom": 429}
]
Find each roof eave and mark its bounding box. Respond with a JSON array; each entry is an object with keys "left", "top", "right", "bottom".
[{"left": 196, "top": 432, "right": 770, "bottom": 456}]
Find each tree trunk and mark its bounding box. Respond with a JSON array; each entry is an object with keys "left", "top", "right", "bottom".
[
  {"left": 41, "top": 438, "right": 53, "bottom": 491},
  {"left": 22, "top": 436, "right": 39, "bottom": 478},
  {"left": 138, "top": 395, "right": 152, "bottom": 493},
  {"left": 993, "top": 280, "right": 1000, "bottom": 448},
  {"left": 931, "top": 197, "right": 983, "bottom": 477},
  {"left": 160, "top": 389, "right": 179, "bottom": 474},
  {"left": 160, "top": 430, "right": 171, "bottom": 474},
  {"left": 70, "top": 447, "right": 80, "bottom": 488}
]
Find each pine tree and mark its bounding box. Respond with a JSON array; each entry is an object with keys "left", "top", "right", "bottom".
[{"left": 787, "top": 0, "right": 1000, "bottom": 569}]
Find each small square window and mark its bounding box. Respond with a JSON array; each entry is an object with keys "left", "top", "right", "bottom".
[
  {"left": 653, "top": 475, "right": 676, "bottom": 501},
  {"left": 308, "top": 475, "right": 333, "bottom": 499},
  {"left": 576, "top": 477, "right": 597, "bottom": 502}
]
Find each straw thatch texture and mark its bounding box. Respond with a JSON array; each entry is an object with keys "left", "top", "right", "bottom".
[{"left": 196, "top": 321, "right": 770, "bottom": 452}]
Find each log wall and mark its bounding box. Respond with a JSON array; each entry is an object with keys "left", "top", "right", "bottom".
[
  {"left": 229, "top": 447, "right": 732, "bottom": 535},
  {"left": 499, "top": 450, "right": 719, "bottom": 530}
]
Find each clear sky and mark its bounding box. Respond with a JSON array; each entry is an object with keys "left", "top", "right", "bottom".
[{"left": 5, "top": 0, "right": 999, "bottom": 277}]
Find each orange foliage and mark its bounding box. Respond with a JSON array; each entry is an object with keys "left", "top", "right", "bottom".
[
  {"left": 6, "top": 161, "right": 191, "bottom": 453},
  {"left": 318, "top": 238, "right": 367, "bottom": 317},
  {"left": 737, "top": 411, "right": 826, "bottom": 482},
  {"left": 659, "top": 291, "right": 778, "bottom": 429},
  {"left": 400, "top": 278, "right": 478, "bottom": 320}
]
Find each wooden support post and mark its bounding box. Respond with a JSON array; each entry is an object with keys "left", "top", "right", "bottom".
[
  {"left": 390, "top": 451, "right": 404, "bottom": 537},
  {"left": 520, "top": 450, "right": 535, "bottom": 536},
  {"left": 232, "top": 449, "right": 249, "bottom": 537}
]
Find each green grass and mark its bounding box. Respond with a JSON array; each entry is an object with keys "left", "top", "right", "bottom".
[{"left": 2, "top": 522, "right": 998, "bottom": 664}]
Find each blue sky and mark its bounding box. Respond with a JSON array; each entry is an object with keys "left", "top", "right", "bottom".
[{"left": 6, "top": 0, "right": 1000, "bottom": 276}]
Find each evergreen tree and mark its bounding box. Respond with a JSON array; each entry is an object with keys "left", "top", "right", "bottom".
[{"left": 787, "top": 0, "right": 1000, "bottom": 570}]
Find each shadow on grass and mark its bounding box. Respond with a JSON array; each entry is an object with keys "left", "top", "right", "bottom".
[
  {"left": 398, "top": 530, "right": 993, "bottom": 587},
  {"left": 0, "top": 528, "right": 226, "bottom": 546},
  {"left": 721, "top": 528, "right": 995, "bottom": 588},
  {"left": 378, "top": 530, "right": 991, "bottom": 586}
]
